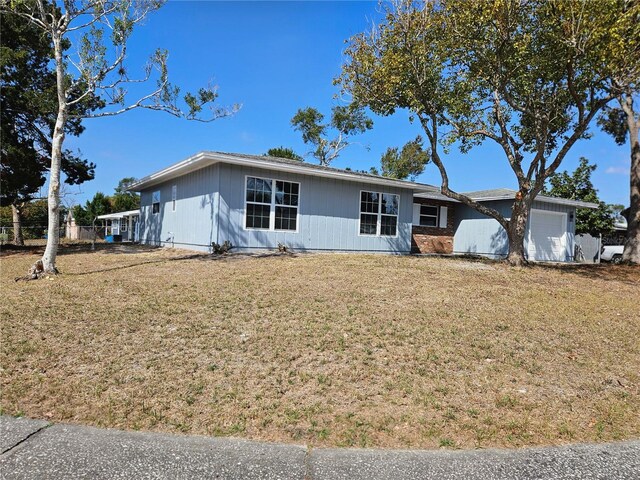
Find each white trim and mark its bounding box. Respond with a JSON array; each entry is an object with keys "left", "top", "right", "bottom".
[
  {"left": 152, "top": 190, "right": 161, "bottom": 215},
  {"left": 468, "top": 195, "right": 597, "bottom": 209},
  {"left": 242, "top": 175, "right": 300, "bottom": 233},
  {"left": 417, "top": 204, "right": 439, "bottom": 227},
  {"left": 412, "top": 203, "right": 421, "bottom": 225},
  {"left": 439, "top": 206, "right": 448, "bottom": 228},
  {"left": 96, "top": 209, "right": 140, "bottom": 220},
  {"left": 127, "top": 151, "right": 432, "bottom": 193},
  {"left": 413, "top": 192, "right": 599, "bottom": 209},
  {"left": 527, "top": 209, "right": 568, "bottom": 261},
  {"left": 357, "top": 190, "right": 400, "bottom": 238}
]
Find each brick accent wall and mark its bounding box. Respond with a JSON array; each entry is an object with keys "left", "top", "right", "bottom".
[{"left": 411, "top": 198, "right": 456, "bottom": 254}]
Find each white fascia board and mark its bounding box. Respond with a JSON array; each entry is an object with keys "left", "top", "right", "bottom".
[
  {"left": 127, "top": 151, "right": 435, "bottom": 193},
  {"left": 96, "top": 209, "right": 140, "bottom": 220},
  {"left": 467, "top": 194, "right": 597, "bottom": 209},
  {"left": 126, "top": 152, "right": 214, "bottom": 192},
  {"left": 414, "top": 191, "right": 597, "bottom": 209}
]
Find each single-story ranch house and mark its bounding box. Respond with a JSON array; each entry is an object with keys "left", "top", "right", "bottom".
[{"left": 127, "top": 151, "right": 596, "bottom": 262}]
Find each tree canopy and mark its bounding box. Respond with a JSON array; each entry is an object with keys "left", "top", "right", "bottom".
[
  {"left": 265, "top": 147, "right": 302, "bottom": 161},
  {"left": 0, "top": 4, "right": 96, "bottom": 209},
  {"left": 380, "top": 136, "right": 429, "bottom": 181},
  {"left": 72, "top": 178, "right": 140, "bottom": 225},
  {"left": 0, "top": 0, "right": 238, "bottom": 274},
  {"left": 291, "top": 106, "right": 372, "bottom": 165},
  {"left": 337, "top": 0, "right": 639, "bottom": 265}
]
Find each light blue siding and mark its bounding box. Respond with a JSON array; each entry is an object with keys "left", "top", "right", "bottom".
[
  {"left": 453, "top": 201, "right": 513, "bottom": 258},
  {"left": 453, "top": 199, "right": 576, "bottom": 261},
  {"left": 139, "top": 162, "right": 413, "bottom": 253},
  {"left": 139, "top": 164, "right": 220, "bottom": 250}
]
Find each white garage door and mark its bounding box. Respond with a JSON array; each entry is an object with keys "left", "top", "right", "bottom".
[{"left": 527, "top": 210, "right": 567, "bottom": 261}]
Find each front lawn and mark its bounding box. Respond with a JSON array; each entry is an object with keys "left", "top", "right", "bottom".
[{"left": 1, "top": 245, "right": 638, "bottom": 449}]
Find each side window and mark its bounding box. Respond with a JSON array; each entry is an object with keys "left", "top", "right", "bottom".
[
  {"left": 171, "top": 185, "right": 177, "bottom": 212},
  {"left": 152, "top": 190, "right": 160, "bottom": 214},
  {"left": 419, "top": 205, "right": 438, "bottom": 226}
]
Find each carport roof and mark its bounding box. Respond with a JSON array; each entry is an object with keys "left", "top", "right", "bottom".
[{"left": 96, "top": 209, "right": 140, "bottom": 220}]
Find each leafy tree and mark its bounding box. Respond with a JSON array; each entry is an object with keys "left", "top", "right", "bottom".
[
  {"left": 0, "top": 4, "right": 95, "bottom": 245},
  {"left": 544, "top": 158, "right": 614, "bottom": 236},
  {"left": 598, "top": 99, "right": 640, "bottom": 263},
  {"left": 111, "top": 177, "right": 140, "bottom": 212},
  {"left": 337, "top": 0, "right": 638, "bottom": 265},
  {"left": 380, "top": 136, "right": 429, "bottom": 181},
  {"left": 0, "top": 200, "right": 64, "bottom": 240},
  {"left": 265, "top": 147, "right": 302, "bottom": 161},
  {"left": 344, "top": 166, "right": 380, "bottom": 175},
  {"left": 593, "top": 0, "right": 640, "bottom": 263},
  {"left": 1, "top": 0, "right": 239, "bottom": 275},
  {"left": 291, "top": 105, "right": 372, "bottom": 166},
  {"left": 72, "top": 192, "right": 112, "bottom": 226}
]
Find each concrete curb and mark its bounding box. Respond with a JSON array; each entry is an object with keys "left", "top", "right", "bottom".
[{"left": 1, "top": 416, "right": 638, "bottom": 479}]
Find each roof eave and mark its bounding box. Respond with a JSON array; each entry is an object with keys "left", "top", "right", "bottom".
[{"left": 467, "top": 195, "right": 598, "bottom": 209}]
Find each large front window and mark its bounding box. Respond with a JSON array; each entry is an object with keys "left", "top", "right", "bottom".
[
  {"left": 245, "top": 176, "right": 299, "bottom": 231},
  {"left": 359, "top": 191, "right": 399, "bottom": 236}
]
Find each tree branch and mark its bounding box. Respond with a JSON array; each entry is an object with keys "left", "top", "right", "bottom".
[{"left": 418, "top": 113, "right": 510, "bottom": 230}]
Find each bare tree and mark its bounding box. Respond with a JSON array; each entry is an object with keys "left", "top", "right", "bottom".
[{"left": 1, "top": 0, "right": 239, "bottom": 275}]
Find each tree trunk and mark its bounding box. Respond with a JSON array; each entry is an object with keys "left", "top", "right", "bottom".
[
  {"left": 621, "top": 94, "right": 639, "bottom": 264},
  {"left": 11, "top": 204, "right": 24, "bottom": 246},
  {"left": 40, "top": 32, "right": 67, "bottom": 274},
  {"left": 506, "top": 199, "right": 529, "bottom": 266}
]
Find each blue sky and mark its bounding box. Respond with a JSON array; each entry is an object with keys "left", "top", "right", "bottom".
[{"left": 63, "top": 0, "right": 631, "bottom": 207}]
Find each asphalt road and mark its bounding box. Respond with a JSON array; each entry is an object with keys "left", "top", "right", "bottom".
[{"left": 1, "top": 416, "right": 638, "bottom": 479}]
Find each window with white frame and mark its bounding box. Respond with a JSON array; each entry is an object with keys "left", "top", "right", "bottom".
[
  {"left": 152, "top": 190, "right": 160, "bottom": 214},
  {"left": 274, "top": 180, "right": 299, "bottom": 231},
  {"left": 359, "top": 191, "right": 399, "bottom": 236},
  {"left": 245, "top": 176, "right": 299, "bottom": 231},
  {"left": 419, "top": 205, "right": 439, "bottom": 227},
  {"left": 171, "top": 185, "right": 177, "bottom": 212},
  {"left": 120, "top": 217, "right": 127, "bottom": 232}
]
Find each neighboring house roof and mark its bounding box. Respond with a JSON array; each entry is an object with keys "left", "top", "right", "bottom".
[
  {"left": 126, "top": 151, "right": 436, "bottom": 193},
  {"left": 416, "top": 188, "right": 598, "bottom": 209},
  {"left": 96, "top": 209, "right": 140, "bottom": 221}
]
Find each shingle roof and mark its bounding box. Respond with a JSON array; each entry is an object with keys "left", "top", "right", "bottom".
[
  {"left": 127, "top": 151, "right": 437, "bottom": 192},
  {"left": 463, "top": 188, "right": 520, "bottom": 198},
  {"left": 217, "top": 151, "right": 397, "bottom": 184}
]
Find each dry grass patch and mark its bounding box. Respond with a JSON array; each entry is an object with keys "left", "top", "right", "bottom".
[{"left": 1, "top": 245, "right": 639, "bottom": 449}]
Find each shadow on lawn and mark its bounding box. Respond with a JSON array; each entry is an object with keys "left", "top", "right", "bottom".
[
  {"left": 533, "top": 262, "right": 639, "bottom": 284},
  {"left": 0, "top": 242, "right": 153, "bottom": 258},
  {"left": 62, "top": 247, "right": 299, "bottom": 276}
]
